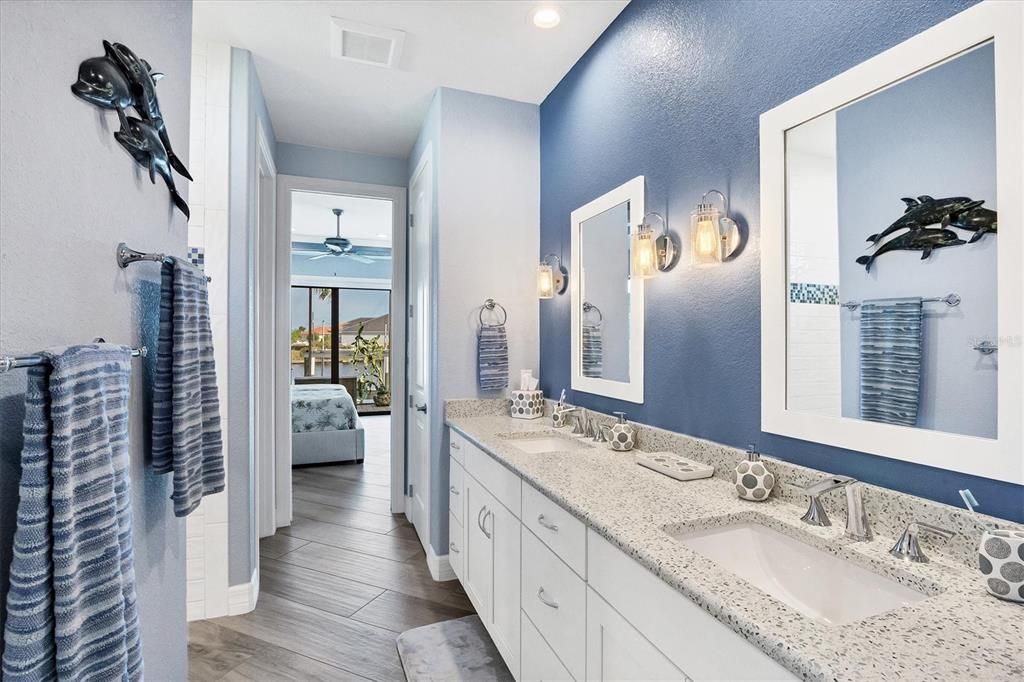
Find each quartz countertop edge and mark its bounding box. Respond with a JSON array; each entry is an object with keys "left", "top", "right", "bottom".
[{"left": 446, "top": 413, "right": 1024, "bottom": 682}]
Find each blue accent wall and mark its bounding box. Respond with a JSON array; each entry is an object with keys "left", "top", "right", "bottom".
[{"left": 539, "top": 0, "right": 1023, "bottom": 522}]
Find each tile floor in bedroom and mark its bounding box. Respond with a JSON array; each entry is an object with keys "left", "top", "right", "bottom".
[{"left": 187, "top": 415, "right": 474, "bottom": 681}]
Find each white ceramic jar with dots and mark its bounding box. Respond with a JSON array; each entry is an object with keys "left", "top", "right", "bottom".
[
  {"left": 734, "top": 445, "right": 775, "bottom": 501},
  {"left": 978, "top": 529, "right": 1024, "bottom": 603},
  {"left": 609, "top": 412, "right": 636, "bottom": 451}
]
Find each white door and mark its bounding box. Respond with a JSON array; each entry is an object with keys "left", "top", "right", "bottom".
[
  {"left": 586, "top": 587, "right": 689, "bottom": 681},
  {"left": 254, "top": 122, "right": 276, "bottom": 539},
  {"left": 407, "top": 148, "right": 433, "bottom": 552}
]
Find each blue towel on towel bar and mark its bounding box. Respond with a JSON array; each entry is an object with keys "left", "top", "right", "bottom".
[
  {"left": 859, "top": 298, "right": 924, "bottom": 427},
  {"left": 581, "top": 322, "right": 603, "bottom": 378},
  {"left": 152, "top": 257, "right": 225, "bottom": 517},
  {"left": 477, "top": 323, "right": 509, "bottom": 391},
  {"left": 2, "top": 344, "right": 143, "bottom": 682}
]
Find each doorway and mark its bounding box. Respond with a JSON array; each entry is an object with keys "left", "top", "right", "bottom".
[{"left": 268, "top": 176, "right": 408, "bottom": 536}]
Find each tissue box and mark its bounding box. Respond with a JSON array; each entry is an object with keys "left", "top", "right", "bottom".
[{"left": 509, "top": 390, "right": 544, "bottom": 420}]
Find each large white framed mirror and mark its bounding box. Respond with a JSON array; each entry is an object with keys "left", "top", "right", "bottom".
[
  {"left": 760, "top": 1, "right": 1023, "bottom": 484},
  {"left": 571, "top": 176, "right": 645, "bottom": 403}
]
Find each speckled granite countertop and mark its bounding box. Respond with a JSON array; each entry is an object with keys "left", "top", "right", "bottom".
[{"left": 445, "top": 412, "right": 1024, "bottom": 682}]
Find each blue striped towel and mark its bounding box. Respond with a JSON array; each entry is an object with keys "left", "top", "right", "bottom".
[
  {"left": 581, "top": 322, "right": 603, "bottom": 378},
  {"left": 859, "top": 298, "right": 923, "bottom": 427},
  {"left": 477, "top": 324, "right": 509, "bottom": 391},
  {"left": 2, "top": 344, "right": 143, "bottom": 681},
  {"left": 152, "top": 257, "right": 225, "bottom": 517}
]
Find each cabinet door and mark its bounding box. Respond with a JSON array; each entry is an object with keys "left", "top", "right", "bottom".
[
  {"left": 488, "top": 500, "right": 521, "bottom": 679},
  {"left": 586, "top": 588, "right": 689, "bottom": 682},
  {"left": 463, "top": 478, "right": 493, "bottom": 616}
]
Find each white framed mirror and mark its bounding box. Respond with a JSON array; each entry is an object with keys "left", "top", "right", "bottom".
[
  {"left": 571, "top": 176, "right": 645, "bottom": 403},
  {"left": 760, "top": 1, "right": 1023, "bottom": 484}
]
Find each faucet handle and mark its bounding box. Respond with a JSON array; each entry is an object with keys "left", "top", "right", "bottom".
[{"left": 889, "top": 521, "right": 955, "bottom": 563}]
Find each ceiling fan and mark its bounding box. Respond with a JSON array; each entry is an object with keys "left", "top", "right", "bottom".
[{"left": 308, "top": 208, "right": 376, "bottom": 263}]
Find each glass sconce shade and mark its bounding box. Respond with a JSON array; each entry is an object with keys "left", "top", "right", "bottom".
[
  {"left": 631, "top": 225, "right": 658, "bottom": 279},
  {"left": 537, "top": 262, "right": 555, "bottom": 299},
  {"left": 691, "top": 203, "right": 724, "bottom": 266}
]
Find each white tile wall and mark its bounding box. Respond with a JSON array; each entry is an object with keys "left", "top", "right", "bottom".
[{"left": 185, "top": 40, "right": 232, "bottom": 622}]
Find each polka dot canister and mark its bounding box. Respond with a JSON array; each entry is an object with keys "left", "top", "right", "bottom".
[
  {"left": 978, "top": 529, "right": 1024, "bottom": 603},
  {"left": 734, "top": 444, "right": 775, "bottom": 502}
]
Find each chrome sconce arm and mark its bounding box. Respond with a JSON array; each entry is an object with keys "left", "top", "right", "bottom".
[
  {"left": 538, "top": 252, "right": 568, "bottom": 298},
  {"left": 641, "top": 211, "right": 679, "bottom": 273}
]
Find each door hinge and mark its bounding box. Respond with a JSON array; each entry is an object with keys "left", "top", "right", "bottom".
[
  {"left": 409, "top": 213, "right": 415, "bottom": 228},
  {"left": 408, "top": 304, "right": 414, "bottom": 318},
  {"left": 408, "top": 484, "right": 414, "bottom": 497},
  {"left": 408, "top": 394, "right": 414, "bottom": 408}
]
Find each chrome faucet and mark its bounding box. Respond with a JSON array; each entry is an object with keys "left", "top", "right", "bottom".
[
  {"left": 572, "top": 410, "right": 587, "bottom": 435},
  {"left": 889, "top": 521, "right": 955, "bottom": 563},
  {"left": 799, "top": 475, "right": 872, "bottom": 540}
]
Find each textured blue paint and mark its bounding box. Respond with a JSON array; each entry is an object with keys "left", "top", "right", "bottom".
[{"left": 540, "top": 0, "right": 1023, "bottom": 522}]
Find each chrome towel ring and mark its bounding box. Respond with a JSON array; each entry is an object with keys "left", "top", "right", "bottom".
[
  {"left": 479, "top": 298, "right": 508, "bottom": 326},
  {"left": 582, "top": 301, "right": 603, "bottom": 323}
]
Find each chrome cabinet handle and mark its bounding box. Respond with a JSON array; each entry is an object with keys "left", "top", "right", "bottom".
[
  {"left": 449, "top": 485, "right": 460, "bottom": 496},
  {"left": 451, "top": 442, "right": 461, "bottom": 450},
  {"left": 482, "top": 509, "right": 492, "bottom": 539},
  {"left": 537, "top": 587, "right": 559, "bottom": 609},
  {"left": 477, "top": 505, "right": 487, "bottom": 532},
  {"left": 450, "top": 541, "right": 460, "bottom": 554},
  {"left": 537, "top": 514, "right": 559, "bottom": 532},
  {"left": 416, "top": 403, "right": 427, "bottom": 413}
]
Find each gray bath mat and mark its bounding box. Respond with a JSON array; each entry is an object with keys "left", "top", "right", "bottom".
[{"left": 396, "top": 615, "right": 513, "bottom": 681}]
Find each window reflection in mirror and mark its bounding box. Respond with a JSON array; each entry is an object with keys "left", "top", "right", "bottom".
[
  {"left": 784, "top": 41, "right": 997, "bottom": 438},
  {"left": 579, "top": 200, "right": 631, "bottom": 383}
]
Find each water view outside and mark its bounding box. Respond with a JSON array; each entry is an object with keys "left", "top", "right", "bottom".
[{"left": 290, "top": 286, "right": 391, "bottom": 405}]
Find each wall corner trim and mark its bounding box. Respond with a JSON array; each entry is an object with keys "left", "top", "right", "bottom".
[
  {"left": 427, "top": 545, "right": 456, "bottom": 582},
  {"left": 227, "top": 567, "right": 260, "bottom": 616}
]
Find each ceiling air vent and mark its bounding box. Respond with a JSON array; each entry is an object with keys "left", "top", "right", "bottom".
[{"left": 329, "top": 17, "right": 405, "bottom": 69}]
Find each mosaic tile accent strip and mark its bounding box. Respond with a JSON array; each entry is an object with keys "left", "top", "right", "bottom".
[
  {"left": 789, "top": 282, "right": 838, "bottom": 305},
  {"left": 187, "top": 246, "right": 205, "bottom": 270}
]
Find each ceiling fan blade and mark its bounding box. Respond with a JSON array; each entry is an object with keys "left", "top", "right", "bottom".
[
  {"left": 308, "top": 253, "right": 333, "bottom": 261},
  {"left": 346, "top": 254, "right": 375, "bottom": 264}
]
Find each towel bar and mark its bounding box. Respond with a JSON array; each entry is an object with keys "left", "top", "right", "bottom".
[
  {"left": 117, "top": 242, "right": 212, "bottom": 282},
  {"left": 0, "top": 346, "right": 147, "bottom": 373},
  {"left": 839, "top": 293, "right": 960, "bottom": 311}
]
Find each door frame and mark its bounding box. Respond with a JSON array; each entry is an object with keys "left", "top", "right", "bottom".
[
  {"left": 275, "top": 174, "right": 408, "bottom": 517},
  {"left": 253, "top": 117, "right": 277, "bottom": 540}
]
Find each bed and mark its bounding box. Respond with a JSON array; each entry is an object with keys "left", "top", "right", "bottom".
[{"left": 291, "top": 384, "right": 365, "bottom": 465}]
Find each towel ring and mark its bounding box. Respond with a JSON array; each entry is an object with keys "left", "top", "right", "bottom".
[
  {"left": 479, "top": 298, "right": 507, "bottom": 326},
  {"left": 582, "top": 301, "right": 603, "bottom": 323}
]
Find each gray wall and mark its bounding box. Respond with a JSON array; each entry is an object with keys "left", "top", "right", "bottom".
[
  {"left": 277, "top": 142, "right": 407, "bottom": 187},
  {"left": 409, "top": 88, "right": 540, "bottom": 555},
  {"left": 227, "top": 47, "right": 277, "bottom": 585},
  {"left": 837, "top": 43, "right": 996, "bottom": 437},
  {"left": 0, "top": 0, "right": 192, "bottom": 676}
]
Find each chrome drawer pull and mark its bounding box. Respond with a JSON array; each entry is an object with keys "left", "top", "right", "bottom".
[
  {"left": 451, "top": 442, "right": 461, "bottom": 450},
  {"left": 537, "top": 514, "right": 559, "bottom": 532},
  {"left": 482, "top": 509, "right": 493, "bottom": 539},
  {"left": 477, "top": 505, "right": 487, "bottom": 532},
  {"left": 449, "top": 485, "right": 460, "bottom": 496},
  {"left": 537, "top": 587, "right": 559, "bottom": 609},
  {"left": 450, "top": 542, "right": 460, "bottom": 554}
]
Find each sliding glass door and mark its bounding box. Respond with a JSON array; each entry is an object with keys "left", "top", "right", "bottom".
[{"left": 290, "top": 285, "right": 392, "bottom": 411}]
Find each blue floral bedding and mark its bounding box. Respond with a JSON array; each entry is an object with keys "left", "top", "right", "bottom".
[{"left": 291, "top": 385, "right": 358, "bottom": 433}]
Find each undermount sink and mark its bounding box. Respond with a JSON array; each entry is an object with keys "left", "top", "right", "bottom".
[
  {"left": 507, "top": 436, "right": 593, "bottom": 454},
  {"left": 670, "top": 522, "right": 929, "bottom": 625}
]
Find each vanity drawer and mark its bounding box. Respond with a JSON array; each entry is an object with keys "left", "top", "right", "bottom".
[
  {"left": 522, "top": 526, "right": 586, "bottom": 681},
  {"left": 522, "top": 611, "right": 575, "bottom": 682},
  {"left": 466, "top": 442, "right": 521, "bottom": 518},
  {"left": 523, "top": 483, "right": 586, "bottom": 578},
  {"left": 449, "top": 429, "right": 469, "bottom": 465},
  {"left": 448, "top": 511, "right": 464, "bottom": 580},
  {"left": 449, "top": 458, "right": 465, "bottom": 525}
]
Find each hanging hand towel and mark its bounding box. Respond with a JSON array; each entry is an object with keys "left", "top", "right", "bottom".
[
  {"left": 859, "top": 298, "right": 924, "bottom": 426},
  {"left": 152, "top": 257, "right": 225, "bottom": 517},
  {"left": 477, "top": 324, "right": 509, "bottom": 391},
  {"left": 2, "top": 344, "right": 143, "bottom": 682},
  {"left": 581, "top": 322, "right": 604, "bottom": 378}
]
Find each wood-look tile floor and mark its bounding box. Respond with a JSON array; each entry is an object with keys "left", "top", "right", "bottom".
[{"left": 188, "top": 415, "right": 474, "bottom": 681}]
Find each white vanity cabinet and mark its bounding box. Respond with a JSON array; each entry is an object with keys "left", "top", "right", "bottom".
[{"left": 447, "top": 427, "right": 796, "bottom": 682}]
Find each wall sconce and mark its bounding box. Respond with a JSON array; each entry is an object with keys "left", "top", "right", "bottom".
[
  {"left": 537, "top": 253, "right": 568, "bottom": 298},
  {"left": 691, "top": 189, "right": 740, "bottom": 267},
  {"left": 631, "top": 221, "right": 658, "bottom": 280}
]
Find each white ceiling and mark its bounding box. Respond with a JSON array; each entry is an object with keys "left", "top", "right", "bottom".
[
  {"left": 193, "top": 0, "right": 629, "bottom": 158},
  {"left": 291, "top": 191, "right": 393, "bottom": 247}
]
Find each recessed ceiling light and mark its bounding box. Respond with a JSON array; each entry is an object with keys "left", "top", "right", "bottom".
[{"left": 531, "top": 6, "right": 561, "bottom": 29}]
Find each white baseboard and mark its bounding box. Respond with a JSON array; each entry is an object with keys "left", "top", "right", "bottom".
[
  {"left": 427, "top": 543, "right": 456, "bottom": 582},
  {"left": 227, "top": 566, "right": 260, "bottom": 615}
]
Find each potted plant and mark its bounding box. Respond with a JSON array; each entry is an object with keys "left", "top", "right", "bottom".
[{"left": 351, "top": 323, "right": 391, "bottom": 407}]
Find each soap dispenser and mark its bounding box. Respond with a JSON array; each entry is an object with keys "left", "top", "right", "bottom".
[
  {"left": 609, "top": 412, "right": 636, "bottom": 451},
  {"left": 734, "top": 444, "right": 774, "bottom": 501}
]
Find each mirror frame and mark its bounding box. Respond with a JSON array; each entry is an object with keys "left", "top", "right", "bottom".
[
  {"left": 759, "top": 1, "right": 1023, "bottom": 485},
  {"left": 571, "top": 176, "right": 645, "bottom": 403}
]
